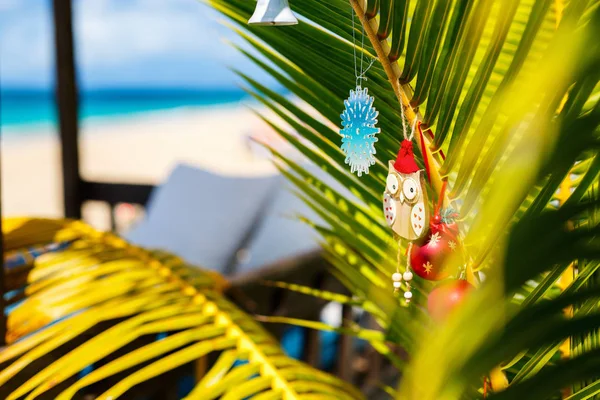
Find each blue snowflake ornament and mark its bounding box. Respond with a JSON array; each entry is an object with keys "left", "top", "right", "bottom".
[{"left": 340, "top": 86, "right": 380, "bottom": 177}]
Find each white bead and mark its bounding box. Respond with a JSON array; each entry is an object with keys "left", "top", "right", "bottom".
[
  {"left": 403, "top": 271, "right": 413, "bottom": 281},
  {"left": 392, "top": 272, "right": 402, "bottom": 282},
  {"left": 404, "top": 291, "right": 413, "bottom": 299},
  {"left": 393, "top": 281, "right": 402, "bottom": 288}
]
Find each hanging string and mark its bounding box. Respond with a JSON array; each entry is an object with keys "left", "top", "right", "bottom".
[
  {"left": 399, "top": 95, "right": 417, "bottom": 141},
  {"left": 405, "top": 242, "right": 413, "bottom": 302},
  {"left": 351, "top": 7, "right": 376, "bottom": 88},
  {"left": 351, "top": 7, "right": 358, "bottom": 82},
  {"left": 399, "top": 99, "right": 409, "bottom": 141},
  {"left": 408, "top": 116, "right": 418, "bottom": 141},
  {"left": 359, "top": 13, "right": 364, "bottom": 80},
  {"left": 395, "top": 238, "right": 402, "bottom": 293},
  {"left": 394, "top": 239, "right": 413, "bottom": 297}
]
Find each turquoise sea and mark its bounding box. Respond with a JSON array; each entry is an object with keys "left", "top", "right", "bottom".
[{"left": 1, "top": 88, "right": 250, "bottom": 134}]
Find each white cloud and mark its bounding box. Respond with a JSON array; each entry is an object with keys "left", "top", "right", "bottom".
[
  {"left": 0, "top": 0, "right": 18, "bottom": 11},
  {"left": 0, "top": 1, "right": 53, "bottom": 86},
  {"left": 0, "top": 0, "right": 259, "bottom": 87},
  {"left": 74, "top": 0, "right": 237, "bottom": 68}
]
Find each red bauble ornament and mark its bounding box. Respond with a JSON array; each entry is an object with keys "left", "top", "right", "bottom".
[
  {"left": 411, "top": 232, "right": 453, "bottom": 280},
  {"left": 410, "top": 226, "right": 461, "bottom": 280},
  {"left": 410, "top": 181, "right": 461, "bottom": 281},
  {"left": 427, "top": 280, "right": 474, "bottom": 322}
]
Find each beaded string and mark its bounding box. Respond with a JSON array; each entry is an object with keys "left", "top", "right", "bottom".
[
  {"left": 393, "top": 240, "right": 402, "bottom": 292},
  {"left": 392, "top": 241, "right": 414, "bottom": 302}
]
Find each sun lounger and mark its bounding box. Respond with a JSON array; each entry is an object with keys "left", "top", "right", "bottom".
[{"left": 126, "top": 163, "right": 323, "bottom": 277}]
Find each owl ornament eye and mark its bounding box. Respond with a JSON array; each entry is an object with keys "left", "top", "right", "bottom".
[
  {"left": 402, "top": 178, "right": 418, "bottom": 202},
  {"left": 386, "top": 174, "right": 399, "bottom": 194}
]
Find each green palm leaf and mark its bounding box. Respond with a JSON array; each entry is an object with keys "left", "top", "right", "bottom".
[
  {"left": 208, "top": 0, "right": 600, "bottom": 397},
  {"left": 0, "top": 219, "right": 362, "bottom": 399}
]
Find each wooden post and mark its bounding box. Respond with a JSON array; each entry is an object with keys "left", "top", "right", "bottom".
[
  {"left": 0, "top": 125, "right": 6, "bottom": 346},
  {"left": 52, "top": 0, "right": 82, "bottom": 219},
  {"left": 336, "top": 303, "right": 353, "bottom": 380},
  {"left": 301, "top": 272, "right": 326, "bottom": 367}
]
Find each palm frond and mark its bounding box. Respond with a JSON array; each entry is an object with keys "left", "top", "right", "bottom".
[
  {"left": 208, "top": 0, "right": 600, "bottom": 397},
  {"left": 0, "top": 218, "right": 362, "bottom": 400}
]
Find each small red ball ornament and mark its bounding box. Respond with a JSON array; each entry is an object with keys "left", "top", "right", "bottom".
[
  {"left": 410, "top": 232, "right": 455, "bottom": 280},
  {"left": 430, "top": 210, "right": 459, "bottom": 241},
  {"left": 410, "top": 180, "right": 461, "bottom": 280},
  {"left": 427, "top": 280, "right": 474, "bottom": 322}
]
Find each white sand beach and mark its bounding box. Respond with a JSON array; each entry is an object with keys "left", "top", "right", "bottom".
[{"left": 2, "top": 103, "right": 290, "bottom": 230}]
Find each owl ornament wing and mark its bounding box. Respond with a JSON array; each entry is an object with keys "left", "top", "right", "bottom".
[
  {"left": 408, "top": 171, "right": 430, "bottom": 240},
  {"left": 383, "top": 193, "right": 396, "bottom": 225},
  {"left": 410, "top": 201, "right": 426, "bottom": 237}
]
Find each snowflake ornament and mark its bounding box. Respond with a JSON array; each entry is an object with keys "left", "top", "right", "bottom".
[
  {"left": 427, "top": 232, "right": 442, "bottom": 248},
  {"left": 423, "top": 261, "right": 433, "bottom": 275},
  {"left": 340, "top": 86, "right": 380, "bottom": 176}
]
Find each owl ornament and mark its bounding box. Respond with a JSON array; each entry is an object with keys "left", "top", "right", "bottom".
[
  {"left": 383, "top": 140, "right": 430, "bottom": 241},
  {"left": 384, "top": 139, "right": 430, "bottom": 302}
]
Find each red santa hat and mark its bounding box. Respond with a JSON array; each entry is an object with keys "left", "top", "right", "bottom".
[{"left": 393, "top": 139, "right": 419, "bottom": 173}]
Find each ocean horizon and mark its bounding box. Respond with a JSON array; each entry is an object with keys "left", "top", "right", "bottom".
[{"left": 1, "top": 88, "right": 251, "bottom": 135}]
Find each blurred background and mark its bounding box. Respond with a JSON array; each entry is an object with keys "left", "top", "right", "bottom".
[
  {"left": 0, "top": 0, "right": 349, "bottom": 373},
  {"left": 0, "top": 0, "right": 322, "bottom": 269},
  {"left": 1, "top": 0, "right": 286, "bottom": 230}
]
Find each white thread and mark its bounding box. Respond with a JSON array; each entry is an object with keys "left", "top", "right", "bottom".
[
  {"left": 395, "top": 238, "right": 402, "bottom": 292},
  {"left": 405, "top": 242, "right": 413, "bottom": 294},
  {"left": 400, "top": 104, "right": 419, "bottom": 142},
  {"left": 408, "top": 117, "right": 418, "bottom": 142},
  {"left": 406, "top": 242, "right": 412, "bottom": 271},
  {"left": 351, "top": 7, "right": 376, "bottom": 88}
]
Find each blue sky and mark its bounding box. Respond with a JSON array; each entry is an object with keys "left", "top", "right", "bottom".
[{"left": 0, "top": 0, "right": 267, "bottom": 89}]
